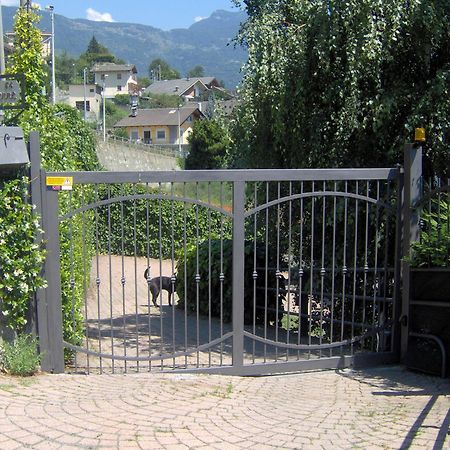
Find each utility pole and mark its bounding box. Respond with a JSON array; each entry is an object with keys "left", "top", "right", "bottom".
[
  {"left": 83, "top": 67, "right": 87, "bottom": 121},
  {"left": 46, "top": 6, "right": 56, "bottom": 105},
  {"left": 0, "top": 1, "right": 5, "bottom": 74}
]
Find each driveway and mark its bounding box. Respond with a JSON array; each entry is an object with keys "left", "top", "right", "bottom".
[{"left": 0, "top": 366, "right": 449, "bottom": 449}]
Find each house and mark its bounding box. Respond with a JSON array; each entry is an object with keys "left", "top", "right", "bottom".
[
  {"left": 92, "top": 63, "right": 138, "bottom": 98},
  {"left": 5, "top": 31, "right": 52, "bottom": 59},
  {"left": 143, "top": 77, "right": 222, "bottom": 101},
  {"left": 65, "top": 84, "right": 102, "bottom": 120},
  {"left": 113, "top": 106, "right": 204, "bottom": 145}
]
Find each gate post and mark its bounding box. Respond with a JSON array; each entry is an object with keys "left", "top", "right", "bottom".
[
  {"left": 401, "top": 143, "right": 422, "bottom": 360},
  {"left": 232, "top": 181, "right": 245, "bottom": 372},
  {"left": 39, "top": 180, "right": 65, "bottom": 373}
]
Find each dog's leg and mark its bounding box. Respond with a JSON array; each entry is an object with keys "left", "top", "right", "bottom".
[{"left": 150, "top": 286, "right": 160, "bottom": 308}]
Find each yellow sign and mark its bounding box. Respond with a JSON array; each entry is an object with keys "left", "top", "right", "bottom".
[
  {"left": 46, "top": 176, "right": 73, "bottom": 191},
  {"left": 414, "top": 128, "right": 426, "bottom": 143}
]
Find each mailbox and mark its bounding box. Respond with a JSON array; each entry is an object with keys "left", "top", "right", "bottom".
[{"left": 0, "top": 127, "right": 29, "bottom": 176}]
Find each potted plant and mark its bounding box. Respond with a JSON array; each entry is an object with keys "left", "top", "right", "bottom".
[{"left": 409, "top": 197, "right": 450, "bottom": 301}]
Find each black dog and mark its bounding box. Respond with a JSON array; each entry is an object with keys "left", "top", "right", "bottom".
[{"left": 144, "top": 268, "right": 175, "bottom": 307}]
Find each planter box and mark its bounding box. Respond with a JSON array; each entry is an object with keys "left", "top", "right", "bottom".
[
  {"left": 407, "top": 268, "right": 450, "bottom": 377},
  {"left": 410, "top": 268, "right": 450, "bottom": 302}
]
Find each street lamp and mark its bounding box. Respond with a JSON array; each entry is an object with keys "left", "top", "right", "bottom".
[
  {"left": 177, "top": 104, "right": 182, "bottom": 155},
  {"left": 83, "top": 67, "right": 87, "bottom": 121},
  {"left": 102, "top": 74, "right": 108, "bottom": 142},
  {"left": 45, "top": 5, "right": 55, "bottom": 105}
]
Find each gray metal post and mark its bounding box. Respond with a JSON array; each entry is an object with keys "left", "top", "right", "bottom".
[
  {"left": 28, "top": 132, "right": 44, "bottom": 338},
  {"left": 232, "top": 181, "right": 245, "bottom": 371},
  {"left": 401, "top": 143, "right": 422, "bottom": 359},
  {"left": 40, "top": 185, "right": 65, "bottom": 373}
]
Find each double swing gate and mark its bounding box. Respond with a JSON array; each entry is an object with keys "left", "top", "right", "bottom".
[{"left": 32, "top": 152, "right": 402, "bottom": 375}]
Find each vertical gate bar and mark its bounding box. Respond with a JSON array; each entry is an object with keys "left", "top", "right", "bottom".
[
  {"left": 107, "top": 186, "right": 115, "bottom": 373},
  {"left": 309, "top": 181, "right": 315, "bottom": 358},
  {"left": 232, "top": 181, "right": 245, "bottom": 371},
  {"left": 264, "top": 182, "right": 269, "bottom": 363},
  {"left": 392, "top": 168, "right": 404, "bottom": 356},
  {"left": 252, "top": 184, "right": 257, "bottom": 364},
  {"left": 208, "top": 182, "right": 212, "bottom": 367},
  {"left": 183, "top": 182, "right": 188, "bottom": 368},
  {"left": 219, "top": 183, "right": 225, "bottom": 365},
  {"left": 81, "top": 186, "right": 90, "bottom": 373},
  {"left": 351, "top": 181, "right": 359, "bottom": 356},
  {"left": 120, "top": 186, "right": 127, "bottom": 372},
  {"left": 319, "top": 181, "right": 326, "bottom": 356},
  {"left": 341, "top": 181, "right": 348, "bottom": 349},
  {"left": 297, "top": 181, "right": 304, "bottom": 359},
  {"left": 94, "top": 185, "right": 103, "bottom": 374},
  {"left": 145, "top": 183, "right": 152, "bottom": 372},
  {"left": 158, "top": 182, "right": 164, "bottom": 369},
  {"left": 330, "top": 181, "right": 337, "bottom": 357},
  {"left": 381, "top": 181, "right": 391, "bottom": 352},
  {"left": 286, "top": 181, "right": 293, "bottom": 361},
  {"left": 29, "top": 132, "right": 43, "bottom": 339},
  {"left": 195, "top": 182, "right": 200, "bottom": 368},
  {"left": 133, "top": 184, "right": 139, "bottom": 372},
  {"left": 68, "top": 190, "right": 77, "bottom": 371},
  {"left": 401, "top": 144, "right": 422, "bottom": 359},
  {"left": 275, "top": 182, "right": 281, "bottom": 362},
  {"left": 42, "top": 188, "right": 65, "bottom": 373},
  {"left": 171, "top": 183, "right": 176, "bottom": 368},
  {"left": 371, "top": 181, "right": 380, "bottom": 352},
  {"left": 361, "top": 181, "right": 370, "bottom": 347}
]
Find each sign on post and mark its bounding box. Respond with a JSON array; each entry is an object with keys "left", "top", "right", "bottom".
[{"left": 0, "top": 74, "right": 25, "bottom": 110}]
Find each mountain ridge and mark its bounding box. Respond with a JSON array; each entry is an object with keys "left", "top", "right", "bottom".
[{"left": 1, "top": 7, "right": 247, "bottom": 88}]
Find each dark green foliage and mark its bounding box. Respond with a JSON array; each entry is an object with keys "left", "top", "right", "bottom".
[
  {"left": 176, "top": 240, "right": 284, "bottom": 324},
  {"left": 188, "top": 65, "right": 205, "bottom": 78},
  {"left": 232, "top": 0, "right": 450, "bottom": 177},
  {"left": 139, "top": 93, "right": 181, "bottom": 109},
  {"left": 411, "top": 199, "right": 450, "bottom": 267},
  {"left": 149, "top": 58, "right": 181, "bottom": 80},
  {"left": 185, "top": 119, "right": 231, "bottom": 169},
  {"left": 95, "top": 184, "right": 232, "bottom": 259}
]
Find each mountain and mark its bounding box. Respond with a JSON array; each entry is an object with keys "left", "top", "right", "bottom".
[{"left": 1, "top": 7, "right": 247, "bottom": 88}]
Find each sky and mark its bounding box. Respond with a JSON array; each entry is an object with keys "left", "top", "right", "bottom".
[{"left": 1, "top": 0, "right": 240, "bottom": 30}]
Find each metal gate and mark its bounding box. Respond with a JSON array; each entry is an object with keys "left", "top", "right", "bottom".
[{"left": 33, "top": 154, "right": 402, "bottom": 374}]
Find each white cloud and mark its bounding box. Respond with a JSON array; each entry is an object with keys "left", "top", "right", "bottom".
[
  {"left": 194, "top": 16, "right": 206, "bottom": 23},
  {"left": 86, "top": 8, "right": 115, "bottom": 22}
]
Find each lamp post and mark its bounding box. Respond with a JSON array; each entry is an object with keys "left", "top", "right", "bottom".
[
  {"left": 83, "top": 67, "right": 87, "bottom": 121},
  {"left": 46, "top": 5, "right": 55, "bottom": 104},
  {"left": 102, "top": 74, "right": 108, "bottom": 142}
]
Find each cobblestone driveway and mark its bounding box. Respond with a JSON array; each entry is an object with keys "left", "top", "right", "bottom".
[{"left": 0, "top": 366, "right": 449, "bottom": 449}]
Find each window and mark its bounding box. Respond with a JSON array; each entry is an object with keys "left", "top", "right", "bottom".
[
  {"left": 89, "top": 88, "right": 94, "bottom": 93},
  {"left": 156, "top": 130, "right": 166, "bottom": 140},
  {"left": 75, "top": 101, "right": 90, "bottom": 111},
  {"left": 101, "top": 74, "right": 106, "bottom": 80},
  {"left": 117, "top": 85, "right": 122, "bottom": 91},
  {"left": 130, "top": 130, "right": 139, "bottom": 140},
  {"left": 186, "top": 115, "right": 192, "bottom": 123},
  {"left": 117, "top": 73, "right": 122, "bottom": 80},
  {"left": 143, "top": 130, "right": 152, "bottom": 144}
]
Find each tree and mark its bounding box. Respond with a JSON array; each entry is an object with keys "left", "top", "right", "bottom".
[
  {"left": 185, "top": 119, "right": 231, "bottom": 169},
  {"left": 231, "top": 0, "right": 450, "bottom": 176},
  {"left": 81, "top": 36, "right": 117, "bottom": 65},
  {"left": 188, "top": 65, "right": 205, "bottom": 78},
  {"left": 148, "top": 58, "right": 180, "bottom": 81}
]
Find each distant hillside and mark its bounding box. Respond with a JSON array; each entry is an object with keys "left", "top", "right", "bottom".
[{"left": 2, "top": 7, "right": 247, "bottom": 88}]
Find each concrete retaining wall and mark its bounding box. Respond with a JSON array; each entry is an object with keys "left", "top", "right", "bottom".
[{"left": 96, "top": 138, "right": 180, "bottom": 172}]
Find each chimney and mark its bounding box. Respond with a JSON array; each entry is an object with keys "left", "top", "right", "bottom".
[{"left": 197, "top": 102, "right": 202, "bottom": 112}]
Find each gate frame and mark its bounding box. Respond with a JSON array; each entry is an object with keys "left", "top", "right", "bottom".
[{"left": 31, "top": 137, "right": 404, "bottom": 374}]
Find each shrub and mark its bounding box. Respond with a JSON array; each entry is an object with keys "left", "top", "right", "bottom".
[
  {"left": 96, "top": 184, "right": 232, "bottom": 259},
  {"left": 176, "top": 239, "right": 284, "bottom": 325},
  {"left": 411, "top": 198, "right": 450, "bottom": 267},
  {"left": 0, "top": 334, "right": 41, "bottom": 376}
]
